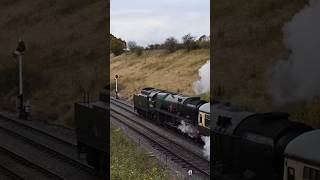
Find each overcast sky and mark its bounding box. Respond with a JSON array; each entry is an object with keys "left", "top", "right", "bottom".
[{"left": 111, "top": 0, "right": 210, "bottom": 47}]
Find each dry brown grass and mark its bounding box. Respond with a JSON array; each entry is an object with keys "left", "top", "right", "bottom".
[
  {"left": 212, "top": 0, "right": 306, "bottom": 110},
  {"left": 110, "top": 49, "right": 210, "bottom": 100},
  {"left": 212, "top": 0, "right": 320, "bottom": 126},
  {"left": 0, "top": 0, "right": 108, "bottom": 127}
]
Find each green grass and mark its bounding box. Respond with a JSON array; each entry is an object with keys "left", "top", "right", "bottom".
[{"left": 110, "top": 125, "right": 169, "bottom": 180}]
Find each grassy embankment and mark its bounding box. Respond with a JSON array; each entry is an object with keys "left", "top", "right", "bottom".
[
  {"left": 110, "top": 125, "right": 170, "bottom": 179},
  {"left": 212, "top": 0, "right": 320, "bottom": 126},
  {"left": 0, "top": 0, "right": 108, "bottom": 127},
  {"left": 110, "top": 49, "right": 210, "bottom": 101}
]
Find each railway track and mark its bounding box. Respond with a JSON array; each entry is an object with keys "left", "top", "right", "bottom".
[
  {"left": 0, "top": 145, "right": 65, "bottom": 180},
  {"left": 110, "top": 97, "right": 210, "bottom": 179},
  {"left": 111, "top": 97, "right": 207, "bottom": 157},
  {"left": 111, "top": 97, "right": 206, "bottom": 143},
  {"left": 0, "top": 113, "right": 101, "bottom": 180},
  {"left": 111, "top": 98, "right": 243, "bottom": 180},
  {"left": 0, "top": 113, "right": 76, "bottom": 146}
]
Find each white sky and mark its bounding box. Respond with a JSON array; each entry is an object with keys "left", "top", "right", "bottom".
[{"left": 111, "top": 0, "right": 210, "bottom": 47}]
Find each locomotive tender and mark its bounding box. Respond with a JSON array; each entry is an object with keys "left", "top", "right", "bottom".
[
  {"left": 74, "top": 87, "right": 109, "bottom": 177},
  {"left": 133, "top": 87, "right": 210, "bottom": 137},
  {"left": 212, "top": 103, "right": 320, "bottom": 180}
]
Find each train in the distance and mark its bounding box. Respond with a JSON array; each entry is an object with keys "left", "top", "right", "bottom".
[
  {"left": 212, "top": 102, "right": 320, "bottom": 180},
  {"left": 133, "top": 87, "right": 210, "bottom": 137}
]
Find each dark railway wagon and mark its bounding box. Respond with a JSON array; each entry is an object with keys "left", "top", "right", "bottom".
[
  {"left": 212, "top": 104, "right": 312, "bottom": 180},
  {"left": 74, "top": 88, "right": 109, "bottom": 177}
]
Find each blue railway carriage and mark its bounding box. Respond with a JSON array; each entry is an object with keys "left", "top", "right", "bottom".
[{"left": 284, "top": 129, "right": 320, "bottom": 180}]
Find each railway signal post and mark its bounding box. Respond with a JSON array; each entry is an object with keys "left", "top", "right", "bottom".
[
  {"left": 13, "top": 38, "right": 26, "bottom": 119},
  {"left": 115, "top": 74, "right": 119, "bottom": 99}
]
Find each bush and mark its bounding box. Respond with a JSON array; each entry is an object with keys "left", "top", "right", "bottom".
[
  {"left": 163, "top": 37, "right": 178, "bottom": 53},
  {"left": 135, "top": 46, "right": 144, "bottom": 56},
  {"left": 146, "top": 44, "right": 161, "bottom": 50},
  {"left": 182, "top": 33, "right": 199, "bottom": 51},
  {"left": 127, "top": 41, "right": 138, "bottom": 52}
]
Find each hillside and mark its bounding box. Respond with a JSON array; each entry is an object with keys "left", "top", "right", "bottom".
[
  {"left": 212, "top": 0, "right": 320, "bottom": 126},
  {"left": 0, "top": 1, "right": 108, "bottom": 127},
  {"left": 110, "top": 49, "right": 210, "bottom": 100}
]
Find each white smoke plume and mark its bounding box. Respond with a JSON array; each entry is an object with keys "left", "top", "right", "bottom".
[
  {"left": 269, "top": 0, "right": 320, "bottom": 105},
  {"left": 201, "top": 136, "right": 210, "bottom": 161},
  {"left": 193, "top": 60, "right": 210, "bottom": 95},
  {"left": 178, "top": 120, "right": 198, "bottom": 138}
]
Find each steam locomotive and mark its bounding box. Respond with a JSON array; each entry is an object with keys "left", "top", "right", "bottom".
[
  {"left": 212, "top": 103, "right": 320, "bottom": 180},
  {"left": 133, "top": 87, "right": 210, "bottom": 137}
]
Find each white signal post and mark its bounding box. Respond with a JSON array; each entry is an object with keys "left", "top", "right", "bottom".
[
  {"left": 18, "top": 53, "right": 23, "bottom": 96},
  {"left": 115, "top": 74, "right": 119, "bottom": 99},
  {"left": 13, "top": 38, "right": 26, "bottom": 119}
]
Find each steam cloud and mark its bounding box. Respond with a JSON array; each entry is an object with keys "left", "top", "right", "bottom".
[
  {"left": 201, "top": 136, "right": 210, "bottom": 161},
  {"left": 193, "top": 60, "right": 210, "bottom": 95},
  {"left": 269, "top": 0, "right": 320, "bottom": 104},
  {"left": 178, "top": 120, "right": 198, "bottom": 138}
]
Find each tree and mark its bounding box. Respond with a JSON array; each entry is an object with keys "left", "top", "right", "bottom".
[
  {"left": 163, "top": 37, "right": 178, "bottom": 53},
  {"left": 127, "top": 41, "right": 138, "bottom": 52},
  {"left": 127, "top": 41, "right": 144, "bottom": 56},
  {"left": 197, "top": 35, "right": 210, "bottom": 49},
  {"left": 110, "top": 34, "right": 126, "bottom": 56},
  {"left": 147, "top": 44, "right": 161, "bottom": 50},
  {"left": 182, "top": 33, "right": 198, "bottom": 51},
  {"left": 199, "top": 35, "right": 209, "bottom": 42}
]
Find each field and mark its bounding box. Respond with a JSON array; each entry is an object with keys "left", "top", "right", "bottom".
[
  {"left": 212, "top": 0, "right": 320, "bottom": 126},
  {"left": 0, "top": 0, "right": 108, "bottom": 127},
  {"left": 110, "top": 49, "right": 210, "bottom": 100}
]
